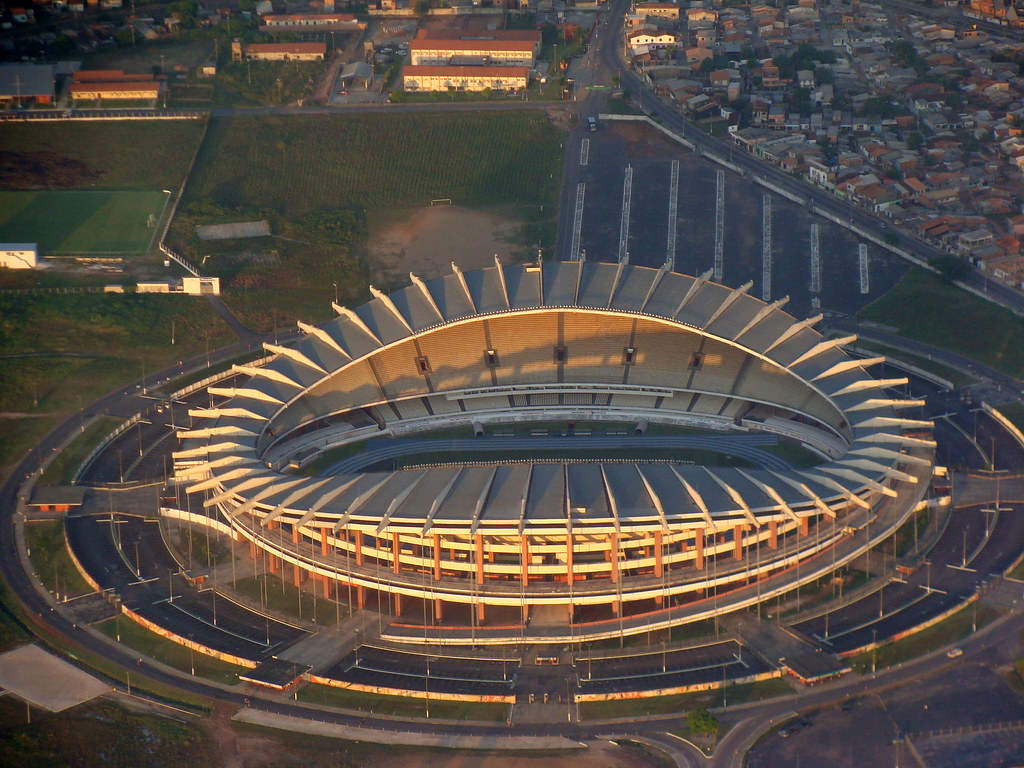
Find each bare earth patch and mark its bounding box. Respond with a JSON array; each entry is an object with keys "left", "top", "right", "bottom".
[{"left": 367, "top": 205, "right": 526, "bottom": 286}]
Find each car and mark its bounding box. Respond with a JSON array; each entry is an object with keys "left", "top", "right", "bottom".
[
  {"left": 947, "top": 647, "right": 963, "bottom": 658},
  {"left": 337, "top": 89, "right": 348, "bottom": 95}
]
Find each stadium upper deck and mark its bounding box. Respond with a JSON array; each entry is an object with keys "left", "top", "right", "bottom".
[{"left": 173, "top": 261, "right": 935, "bottom": 633}]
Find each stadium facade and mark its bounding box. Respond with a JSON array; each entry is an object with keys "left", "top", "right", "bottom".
[{"left": 174, "top": 260, "right": 935, "bottom": 640}]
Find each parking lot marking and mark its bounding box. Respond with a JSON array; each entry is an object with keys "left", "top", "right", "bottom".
[
  {"left": 666, "top": 159, "right": 679, "bottom": 271},
  {"left": 580, "top": 138, "right": 590, "bottom": 167},
  {"left": 571, "top": 183, "right": 586, "bottom": 261},
  {"left": 859, "top": 244, "right": 870, "bottom": 294},
  {"left": 618, "top": 165, "right": 633, "bottom": 264},
  {"left": 714, "top": 170, "right": 725, "bottom": 281},
  {"left": 761, "top": 194, "right": 773, "bottom": 301},
  {"left": 810, "top": 222, "right": 821, "bottom": 294}
]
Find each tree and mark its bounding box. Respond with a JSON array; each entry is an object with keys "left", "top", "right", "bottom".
[
  {"left": 907, "top": 131, "right": 923, "bottom": 151},
  {"left": 168, "top": 0, "right": 198, "bottom": 28},
  {"left": 688, "top": 709, "right": 720, "bottom": 737},
  {"left": 414, "top": 0, "right": 430, "bottom": 16}
]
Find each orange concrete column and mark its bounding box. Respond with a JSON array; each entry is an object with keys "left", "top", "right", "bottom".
[
  {"left": 800, "top": 516, "right": 810, "bottom": 537},
  {"left": 769, "top": 520, "right": 779, "bottom": 549},
  {"left": 269, "top": 553, "right": 280, "bottom": 574},
  {"left": 292, "top": 527, "right": 300, "bottom": 544},
  {"left": 234, "top": 529, "right": 244, "bottom": 543},
  {"left": 521, "top": 604, "right": 529, "bottom": 623},
  {"left": 393, "top": 592, "right": 401, "bottom": 617},
  {"left": 654, "top": 530, "right": 664, "bottom": 578},
  {"left": 292, "top": 562, "right": 302, "bottom": 587},
  {"left": 520, "top": 535, "right": 529, "bottom": 586},
  {"left": 694, "top": 528, "right": 705, "bottom": 570},
  {"left": 734, "top": 524, "right": 745, "bottom": 561},
  {"left": 565, "top": 532, "right": 574, "bottom": 586},
  {"left": 356, "top": 584, "right": 366, "bottom": 609},
  {"left": 476, "top": 601, "right": 485, "bottom": 625},
  {"left": 354, "top": 530, "right": 364, "bottom": 566},
  {"left": 321, "top": 574, "right": 331, "bottom": 598},
  {"left": 249, "top": 539, "right": 259, "bottom": 559},
  {"left": 434, "top": 598, "right": 443, "bottom": 622},
  {"left": 475, "top": 534, "right": 485, "bottom": 585},
  {"left": 609, "top": 533, "right": 619, "bottom": 583},
  {"left": 392, "top": 532, "right": 401, "bottom": 575},
  {"left": 612, "top": 599, "right": 621, "bottom": 617},
  {"left": 321, "top": 527, "right": 329, "bottom": 556},
  {"left": 267, "top": 520, "right": 277, "bottom": 532},
  {"left": 433, "top": 534, "right": 442, "bottom": 580}
]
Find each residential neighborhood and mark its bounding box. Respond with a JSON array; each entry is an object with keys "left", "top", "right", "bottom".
[{"left": 626, "top": 0, "right": 1024, "bottom": 287}]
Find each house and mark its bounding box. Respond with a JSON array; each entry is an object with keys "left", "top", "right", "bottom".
[
  {"left": 402, "top": 65, "right": 529, "bottom": 92},
  {"left": 233, "top": 41, "right": 327, "bottom": 62},
  {"left": 409, "top": 29, "right": 542, "bottom": 68},
  {"left": 260, "top": 13, "right": 364, "bottom": 30},
  {"left": 70, "top": 70, "right": 162, "bottom": 101},
  {"left": 958, "top": 228, "right": 995, "bottom": 255},
  {"left": 0, "top": 64, "right": 55, "bottom": 105},
  {"left": 628, "top": 29, "right": 679, "bottom": 54},
  {"left": 636, "top": 2, "right": 680, "bottom": 20}
]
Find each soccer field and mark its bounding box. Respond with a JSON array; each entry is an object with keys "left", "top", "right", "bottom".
[{"left": 0, "top": 190, "right": 169, "bottom": 255}]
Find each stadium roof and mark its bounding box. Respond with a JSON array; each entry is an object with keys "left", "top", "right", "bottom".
[{"left": 176, "top": 260, "right": 932, "bottom": 535}]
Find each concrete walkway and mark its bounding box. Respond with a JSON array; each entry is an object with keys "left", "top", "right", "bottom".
[{"left": 232, "top": 707, "right": 585, "bottom": 750}]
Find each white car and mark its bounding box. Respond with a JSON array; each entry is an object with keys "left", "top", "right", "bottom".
[{"left": 947, "top": 648, "right": 963, "bottom": 658}]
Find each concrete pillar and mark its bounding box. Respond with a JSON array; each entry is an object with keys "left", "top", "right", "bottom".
[
  {"left": 609, "top": 532, "right": 619, "bottom": 583},
  {"left": 321, "top": 527, "right": 329, "bottom": 556},
  {"left": 292, "top": 526, "right": 300, "bottom": 544},
  {"left": 292, "top": 561, "right": 302, "bottom": 587},
  {"left": 433, "top": 534, "right": 441, "bottom": 580},
  {"left": 769, "top": 520, "right": 779, "bottom": 549},
  {"left": 249, "top": 539, "right": 258, "bottom": 559},
  {"left": 520, "top": 535, "right": 529, "bottom": 587},
  {"left": 392, "top": 531, "right": 401, "bottom": 575},
  {"left": 321, "top": 573, "right": 331, "bottom": 598},
  {"left": 565, "top": 532, "right": 574, "bottom": 586},
  {"left": 475, "top": 601, "right": 485, "bottom": 625},
  {"left": 393, "top": 592, "right": 401, "bottom": 617},
  {"left": 356, "top": 584, "right": 366, "bottom": 609},
  {"left": 354, "top": 530, "right": 364, "bottom": 566},
  {"left": 475, "top": 534, "right": 485, "bottom": 585},
  {"left": 800, "top": 516, "right": 810, "bottom": 537},
  {"left": 434, "top": 597, "right": 443, "bottom": 622},
  {"left": 654, "top": 530, "right": 664, "bottom": 578},
  {"left": 521, "top": 604, "right": 529, "bottom": 623},
  {"left": 734, "top": 524, "right": 745, "bottom": 561},
  {"left": 694, "top": 528, "right": 705, "bottom": 570},
  {"left": 269, "top": 553, "right": 280, "bottom": 574},
  {"left": 234, "top": 529, "right": 244, "bottom": 543}
]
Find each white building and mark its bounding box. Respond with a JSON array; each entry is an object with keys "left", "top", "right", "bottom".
[{"left": 0, "top": 244, "right": 38, "bottom": 269}]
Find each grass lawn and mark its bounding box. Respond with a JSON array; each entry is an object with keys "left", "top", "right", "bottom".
[
  {"left": 579, "top": 677, "right": 791, "bottom": 721},
  {"left": 858, "top": 268, "right": 1024, "bottom": 378},
  {"left": 0, "top": 294, "right": 235, "bottom": 479},
  {"left": 185, "top": 112, "right": 561, "bottom": 215},
  {"left": 994, "top": 402, "right": 1024, "bottom": 437},
  {"left": 227, "top": 575, "right": 347, "bottom": 627},
  {"left": 0, "top": 120, "right": 206, "bottom": 191},
  {"left": 0, "top": 190, "right": 168, "bottom": 255},
  {"left": 297, "top": 682, "right": 509, "bottom": 721},
  {"left": 853, "top": 339, "right": 976, "bottom": 388},
  {"left": 166, "top": 111, "right": 564, "bottom": 330},
  {"left": 24, "top": 519, "right": 94, "bottom": 600},
  {"left": 848, "top": 601, "right": 1002, "bottom": 672},
  {"left": 0, "top": 698, "right": 217, "bottom": 768},
  {"left": 38, "top": 415, "right": 122, "bottom": 486},
  {"left": 95, "top": 616, "right": 248, "bottom": 685}
]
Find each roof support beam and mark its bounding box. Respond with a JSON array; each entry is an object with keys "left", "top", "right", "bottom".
[
  {"left": 672, "top": 268, "right": 713, "bottom": 319},
  {"left": 369, "top": 285, "right": 414, "bottom": 334},
  {"left": 263, "top": 343, "right": 328, "bottom": 374},
  {"left": 704, "top": 280, "right": 752, "bottom": 329},
  {"left": 411, "top": 272, "right": 448, "bottom": 323},
  {"left": 332, "top": 303, "right": 381, "bottom": 344},
  {"left": 762, "top": 313, "right": 822, "bottom": 355},
  {"left": 297, "top": 320, "right": 352, "bottom": 359},
  {"left": 735, "top": 296, "right": 789, "bottom": 340},
  {"left": 787, "top": 335, "right": 857, "bottom": 369}
]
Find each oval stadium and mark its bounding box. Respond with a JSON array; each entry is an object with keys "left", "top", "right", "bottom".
[{"left": 174, "top": 259, "right": 936, "bottom": 644}]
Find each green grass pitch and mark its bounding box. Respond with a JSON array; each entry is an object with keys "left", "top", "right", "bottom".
[{"left": 0, "top": 190, "right": 169, "bottom": 255}]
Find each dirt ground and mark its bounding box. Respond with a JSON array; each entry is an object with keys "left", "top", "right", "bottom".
[{"left": 366, "top": 205, "right": 529, "bottom": 286}]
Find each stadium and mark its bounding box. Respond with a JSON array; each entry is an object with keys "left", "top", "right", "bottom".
[{"left": 174, "top": 260, "right": 936, "bottom": 644}]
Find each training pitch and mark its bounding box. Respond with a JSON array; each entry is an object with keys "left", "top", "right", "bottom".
[{"left": 0, "top": 190, "right": 169, "bottom": 255}]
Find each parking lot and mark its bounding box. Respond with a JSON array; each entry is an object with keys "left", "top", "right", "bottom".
[{"left": 572, "top": 121, "right": 909, "bottom": 318}]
